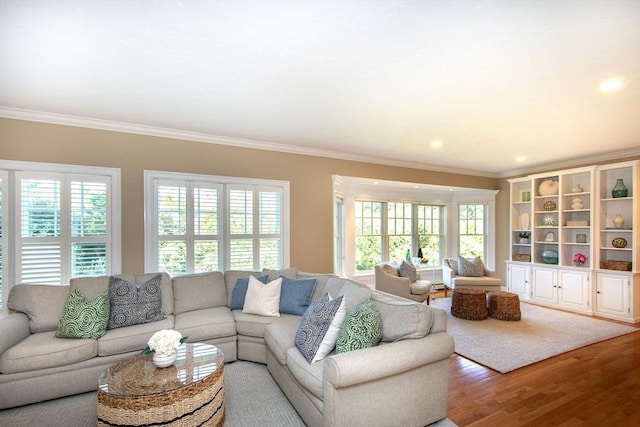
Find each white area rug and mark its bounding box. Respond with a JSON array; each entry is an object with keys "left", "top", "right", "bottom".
[{"left": 431, "top": 297, "right": 639, "bottom": 373}]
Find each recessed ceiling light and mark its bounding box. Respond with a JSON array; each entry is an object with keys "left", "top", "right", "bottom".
[
  {"left": 430, "top": 140, "right": 443, "bottom": 148},
  {"left": 600, "top": 79, "right": 624, "bottom": 92},
  {"left": 516, "top": 156, "right": 526, "bottom": 162}
]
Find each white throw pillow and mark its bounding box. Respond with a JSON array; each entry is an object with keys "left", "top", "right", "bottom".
[
  {"left": 242, "top": 276, "right": 282, "bottom": 317},
  {"left": 312, "top": 294, "right": 347, "bottom": 363}
]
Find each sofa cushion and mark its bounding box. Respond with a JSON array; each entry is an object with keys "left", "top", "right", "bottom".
[
  {"left": 262, "top": 267, "right": 297, "bottom": 281},
  {"left": 335, "top": 279, "right": 372, "bottom": 311},
  {"left": 398, "top": 260, "right": 417, "bottom": 282},
  {"left": 108, "top": 274, "right": 164, "bottom": 329},
  {"left": 295, "top": 294, "right": 346, "bottom": 363},
  {"left": 297, "top": 272, "right": 337, "bottom": 302},
  {"left": 172, "top": 271, "right": 227, "bottom": 315},
  {"left": 96, "top": 315, "right": 175, "bottom": 356},
  {"left": 458, "top": 256, "right": 484, "bottom": 277},
  {"left": 54, "top": 289, "right": 110, "bottom": 339},
  {"left": 243, "top": 276, "right": 282, "bottom": 317},
  {"left": 229, "top": 274, "right": 269, "bottom": 310},
  {"left": 371, "top": 290, "right": 433, "bottom": 342},
  {"left": 0, "top": 332, "right": 96, "bottom": 374},
  {"left": 71, "top": 272, "right": 173, "bottom": 315},
  {"left": 174, "top": 307, "right": 236, "bottom": 342},
  {"left": 336, "top": 298, "right": 382, "bottom": 354},
  {"left": 233, "top": 311, "right": 300, "bottom": 338},
  {"left": 7, "top": 284, "right": 70, "bottom": 333},
  {"left": 264, "top": 317, "right": 302, "bottom": 365},
  {"left": 279, "top": 276, "right": 317, "bottom": 315},
  {"left": 286, "top": 346, "right": 325, "bottom": 399}
]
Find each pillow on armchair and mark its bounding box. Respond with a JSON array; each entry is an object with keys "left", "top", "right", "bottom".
[
  {"left": 398, "top": 260, "right": 417, "bottom": 283},
  {"left": 458, "top": 256, "right": 485, "bottom": 277}
]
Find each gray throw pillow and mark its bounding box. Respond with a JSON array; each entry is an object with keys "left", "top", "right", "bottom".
[
  {"left": 458, "top": 256, "right": 484, "bottom": 277},
  {"left": 398, "top": 260, "right": 417, "bottom": 282},
  {"left": 108, "top": 274, "right": 164, "bottom": 329}
]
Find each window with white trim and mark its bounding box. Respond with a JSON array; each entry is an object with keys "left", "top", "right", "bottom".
[
  {"left": 145, "top": 172, "right": 289, "bottom": 274},
  {"left": 355, "top": 200, "right": 444, "bottom": 272},
  {"left": 0, "top": 161, "right": 120, "bottom": 311},
  {"left": 459, "top": 203, "right": 487, "bottom": 259}
]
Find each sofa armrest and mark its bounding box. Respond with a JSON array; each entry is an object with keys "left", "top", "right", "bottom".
[
  {"left": 0, "top": 313, "right": 30, "bottom": 355},
  {"left": 323, "top": 331, "right": 454, "bottom": 389}
]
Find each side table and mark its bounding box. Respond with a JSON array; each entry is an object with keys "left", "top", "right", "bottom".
[{"left": 97, "top": 343, "right": 224, "bottom": 427}]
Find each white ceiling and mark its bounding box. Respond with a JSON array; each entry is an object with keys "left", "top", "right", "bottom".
[{"left": 1, "top": 0, "right": 639, "bottom": 177}]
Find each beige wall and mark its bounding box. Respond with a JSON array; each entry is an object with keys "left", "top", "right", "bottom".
[{"left": 0, "top": 118, "right": 498, "bottom": 275}]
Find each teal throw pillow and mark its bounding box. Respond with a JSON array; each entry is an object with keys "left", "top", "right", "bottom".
[
  {"left": 55, "top": 289, "right": 110, "bottom": 339},
  {"left": 336, "top": 298, "right": 382, "bottom": 354}
]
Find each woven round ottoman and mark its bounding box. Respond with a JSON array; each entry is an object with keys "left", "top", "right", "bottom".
[
  {"left": 451, "top": 288, "right": 488, "bottom": 320},
  {"left": 488, "top": 291, "right": 521, "bottom": 321}
]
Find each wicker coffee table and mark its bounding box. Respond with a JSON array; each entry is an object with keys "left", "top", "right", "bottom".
[{"left": 97, "top": 343, "right": 224, "bottom": 427}]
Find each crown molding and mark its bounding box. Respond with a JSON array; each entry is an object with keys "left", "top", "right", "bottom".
[
  {"left": 3, "top": 107, "right": 637, "bottom": 180},
  {"left": 0, "top": 107, "right": 497, "bottom": 178},
  {"left": 499, "top": 147, "right": 640, "bottom": 179}
]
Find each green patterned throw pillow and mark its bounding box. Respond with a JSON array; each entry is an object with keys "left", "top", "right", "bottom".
[
  {"left": 336, "top": 298, "right": 382, "bottom": 354},
  {"left": 55, "top": 289, "right": 110, "bottom": 339}
]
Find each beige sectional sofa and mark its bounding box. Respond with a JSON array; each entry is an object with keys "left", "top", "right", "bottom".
[{"left": 0, "top": 268, "right": 454, "bottom": 427}]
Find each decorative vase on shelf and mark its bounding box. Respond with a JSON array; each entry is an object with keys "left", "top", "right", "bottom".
[
  {"left": 542, "top": 249, "right": 558, "bottom": 265},
  {"left": 612, "top": 179, "right": 628, "bottom": 198},
  {"left": 153, "top": 351, "right": 178, "bottom": 368},
  {"left": 571, "top": 184, "right": 583, "bottom": 193},
  {"left": 613, "top": 214, "right": 624, "bottom": 229}
]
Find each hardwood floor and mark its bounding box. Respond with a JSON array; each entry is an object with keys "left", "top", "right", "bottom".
[{"left": 442, "top": 296, "right": 640, "bottom": 427}]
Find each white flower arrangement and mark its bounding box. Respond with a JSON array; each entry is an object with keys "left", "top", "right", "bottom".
[{"left": 142, "top": 329, "right": 187, "bottom": 355}]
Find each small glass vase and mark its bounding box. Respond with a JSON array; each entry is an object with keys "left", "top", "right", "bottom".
[
  {"left": 153, "top": 351, "right": 177, "bottom": 368},
  {"left": 612, "top": 179, "right": 628, "bottom": 198},
  {"left": 573, "top": 261, "right": 584, "bottom": 267}
]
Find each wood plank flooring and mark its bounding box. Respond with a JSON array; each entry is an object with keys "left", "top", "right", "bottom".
[{"left": 442, "top": 295, "right": 640, "bottom": 427}]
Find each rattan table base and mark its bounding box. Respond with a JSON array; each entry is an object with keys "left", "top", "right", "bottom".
[
  {"left": 97, "top": 344, "right": 224, "bottom": 427},
  {"left": 488, "top": 291, "right": 521, "bottom": 321},
  {"left": 451, "top": 288, "right": 488, "bottom": 320}
]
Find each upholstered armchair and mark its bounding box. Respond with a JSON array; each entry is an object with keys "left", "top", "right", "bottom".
[
  {"left": 374, "top": 262, "right": 432, "bottom": 304},
  {"left": 442, "top": 257, "right": 502, "bottom": 295}
]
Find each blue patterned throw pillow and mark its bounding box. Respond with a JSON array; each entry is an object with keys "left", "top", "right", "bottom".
[
  {"left": 229, "top": 274, "right": 269, "bottom": 310},
  {"left": 295, "top": 294, "right": 346, "bottom": 363},
  {"left": 336, "top": 298, "right": 382, "bottom": 354},
  {"left": 108, "top": 274, "right": 164, "bottom": 329},
  {"left": 55, "top": 289, "right": 110, "bottom": 339}
]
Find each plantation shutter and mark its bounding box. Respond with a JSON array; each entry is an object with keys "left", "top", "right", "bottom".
[{"left": 16, "top": 172, "right": 111, "bottom": 285}]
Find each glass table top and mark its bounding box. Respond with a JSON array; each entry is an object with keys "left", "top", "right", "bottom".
[{"left": 98, "top": 343, "right": 223, "bottom": 397}]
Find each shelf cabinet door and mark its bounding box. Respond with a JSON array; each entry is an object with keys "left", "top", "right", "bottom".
[
  {"left": 558, "top": 270, "right": 590, "bottom": 312},
  {"left": 532, "top": 267, "right": 557, "bottom": 304},
  {"left": 508, "top": 263, "right": 530, "bottom": 299},
  {"left": 595, "top": 273, "right": 630, "bottom": 319}
]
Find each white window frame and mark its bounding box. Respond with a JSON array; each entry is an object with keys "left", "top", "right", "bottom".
[
  {"left": 144, "top": 171, "right": 290, "bottom": 273},
  {"left": 0, "top": 160, "right": 121, "bottom": 311}
]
